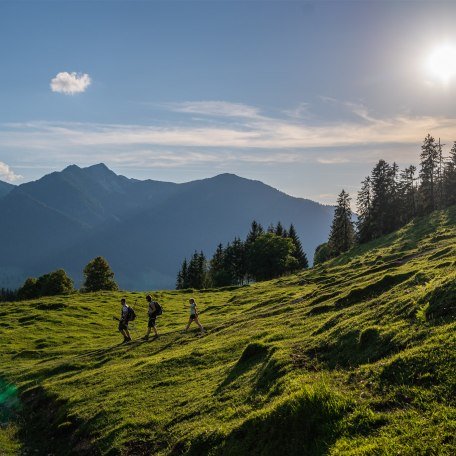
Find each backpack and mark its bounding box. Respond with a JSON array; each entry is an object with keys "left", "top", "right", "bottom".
[
  {"left": 127, "top": 306, "right": 136, "bottom": 322},
  {"left": 153, "top": 301, "right": 163, "bottom": 316}
]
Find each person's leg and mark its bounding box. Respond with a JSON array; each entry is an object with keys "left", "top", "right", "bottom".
[
  {"left": 184, "top": 317, "right": 193, "bottom": 331},
  {"left": 124, "top": 328, "right": 131, "bottom": 340},
  {"left": 194, "top": 316, "right": 205, "bottom": 333},
  {"left": 144, "top": 318, "right": 158, "bottom": 339},
  {"left": 119, "top": 322, "right": 128, "bottom": 341}
]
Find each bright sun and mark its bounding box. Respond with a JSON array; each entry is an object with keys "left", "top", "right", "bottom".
[{"left": 427, "top": 44, "right": 456, "bottom": 84}]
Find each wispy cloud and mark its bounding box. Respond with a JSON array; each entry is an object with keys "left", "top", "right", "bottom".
[
  {"left": 162, "top": 101, "right": 261, "bottom": 119},
  {"left": 2, "top": 101, "right": 456, "bottom": 172},
  {"left": 3, "top": 113, "right": 455, "bottom": 152},
  {"left": 317, "top": 157, "right": 350, "bottom": 164},
  {"left": 50, "top": 72, "right": 91, "bottom": 95},
  {"left": 0, "top": 161, "right": 22, "bottom": 182}
]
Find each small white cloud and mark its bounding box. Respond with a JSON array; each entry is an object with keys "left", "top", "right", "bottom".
[
  {"left": 50, "top": 72, "right": 91, "bottom": 95},
  {"left": 0, "top": 162, "right": 23, "bottom": 182}
]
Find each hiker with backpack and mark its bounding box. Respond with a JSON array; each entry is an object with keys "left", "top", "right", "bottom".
[
  {"left": 142, "top": 294, "right": 162, "bottom": 340},
  {"left": 184, "top": 298, "right": 205, "bottom": 334},
  {"left": 114, "top": 297, "right": 135, "bottom": 343}
]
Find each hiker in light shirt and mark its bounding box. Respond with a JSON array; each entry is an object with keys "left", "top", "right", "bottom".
[{"left": 184, "top": 298, "right": 205, "bottom": 334}]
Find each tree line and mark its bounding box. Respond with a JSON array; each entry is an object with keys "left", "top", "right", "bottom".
[
  {"left": 0, "top": 256, "right": 119, "bottom": 302},
  {"left": 176, "top": 221, "right": 309, "bottom": 290},
  {"left": 314, "top": 134, "right": 456, "bottom": 263}
]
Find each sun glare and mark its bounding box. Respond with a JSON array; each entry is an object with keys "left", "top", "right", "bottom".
[{"left": 427, "top": 44, "right": 456, "bottom": 84}]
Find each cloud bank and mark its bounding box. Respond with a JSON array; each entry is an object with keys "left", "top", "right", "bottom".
[
  {"left": 50, "top": 72, "right": 91, "bottom": 95},
  {"left": 0, "top": 162, "right": 22, "bottom": 182}
]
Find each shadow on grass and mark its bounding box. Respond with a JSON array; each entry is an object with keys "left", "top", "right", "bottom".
[
  {"left": 185, "top": 386, "right": 350, "bottom": 456},
  {"left": 215, "top": 342, "right": 269, "bottom": 393}
]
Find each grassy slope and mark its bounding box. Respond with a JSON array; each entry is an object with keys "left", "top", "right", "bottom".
[{"left": 0, "top": 208, "right": 455, "bottom": 455}]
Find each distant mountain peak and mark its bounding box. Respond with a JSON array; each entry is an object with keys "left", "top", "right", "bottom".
[
  {"left": 63, "top": 164, "right": 81, "bottom": 173},
  {"left": 85, "top": 163, "right": 111, "bottom": 172}
]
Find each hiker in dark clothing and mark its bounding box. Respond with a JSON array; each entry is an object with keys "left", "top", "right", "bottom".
[
  {"left": 116, "top": 298, "right": 132, "bottom": 343},
  {"left": 142, "top": 294, "right": 159, "bottom": 340}
]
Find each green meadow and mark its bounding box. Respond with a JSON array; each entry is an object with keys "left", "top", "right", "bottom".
[{"left": 1, "top": 208, "right": 455, "bottom": 455}]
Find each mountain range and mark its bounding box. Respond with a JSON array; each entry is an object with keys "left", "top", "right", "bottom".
[{"left": 0, "top": 164, "right": 334, "bottom": 290}]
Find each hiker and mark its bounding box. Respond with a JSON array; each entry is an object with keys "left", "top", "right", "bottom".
[
  {"left": 116, "top": 298, "right": 132, "bottom": 343},
  {"left": 142, "top": 294, "right": 160, "bottom": 340},
  {"left": 184, "top": 298, "right": 205, "bottom": 334}
]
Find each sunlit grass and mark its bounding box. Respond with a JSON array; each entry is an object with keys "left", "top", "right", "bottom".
[{"left": 0, "top": 207, "right": 455, "bottom": 454}]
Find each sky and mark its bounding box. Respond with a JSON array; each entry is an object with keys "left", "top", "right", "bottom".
[{"left": 2, "top": 1, "right": 456, "bottom": 204}]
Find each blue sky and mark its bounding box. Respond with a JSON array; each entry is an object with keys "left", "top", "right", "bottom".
[{"left": 2, "top": 1, "right": 456, "bottom": 203}]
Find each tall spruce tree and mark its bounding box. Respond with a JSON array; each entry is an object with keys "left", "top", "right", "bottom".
[
  {"left": 186, "top": 251, "right": 207, "bottom": 289},
  {"left": 419, "top": 134, "right": 439, "bottom": 214},
  {"left": 275, "top": 221, "right": 284, "bottom": 237},
  {"left": 436, "top": 138, "right": 445, "bottom": 209},
  {"left": 209, "top": 244, "right": 232, "bottom": 287},
  {"left": 228, "top": 237, "right": 246, "bottom": 285},
  {"left": 246, "top": 220, "right": 264, "bottom": 245},
  {"left": 443, "top": 142, "right": 456, "bottom": 207},
  {"left": 398, "top": 165, "right": 417, "bottom": 225},
  {"left": 288, "top": 224, "right": 308, "bottom": 269},
  {"left": 370, "top": 159, "right": 395, "bottom": 237},
  {"left": 356, "top": 176, "right": 374, "bottom": 244},
  {"left": 388, "top": 162, "right": 401, "bottom": 232},
  {"left": 176, "top": 258, "right": 189, "bottom": 289},
  {"left": 328, "top": 190, "right": 355, "bottom": 257}
]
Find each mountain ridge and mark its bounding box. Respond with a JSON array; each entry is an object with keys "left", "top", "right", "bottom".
[
  {"left": 0, "top": 164, "right": 334, "bottom": 289},
  {"left": 0, "top": 179, "right": 15, "bottom": 198}
]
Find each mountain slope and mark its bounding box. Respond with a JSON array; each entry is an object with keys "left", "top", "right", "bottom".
[
  {"left": 14, "top": 163, "right": 180, "bottom": 227},
  {"left": 0, "top": 166, "right": 334, "bottom": 289},
  {"left": 0, "top": 179, "right": 15, "bottom": 199},
  {"left": 0, "top": 207, "right": 455, "bottom": 455},
  {"left": 56, "top": 172, "right": 334, "bottom": 289}
]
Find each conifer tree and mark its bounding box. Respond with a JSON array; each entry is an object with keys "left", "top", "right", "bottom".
[
  {"left": 436, "top": 138, "right": 445, "bottom": 209},
  {"left": 356, "top": 176, "right": 374, "bottom": 244},
  {"left": 443, "top": 142, "right": 456, "bottom": 207},
  {"left": 186, "top": 251, "right": 207, "bottom": 289},
  {"left": 370, "top": 159, "right": 396, "bottom": 237},
  {"left": 275, "top": 221, "right": 284, "bottom": 237},
  {"left": 419, "top": 134, "right": 439, "bottom": 214},
  {"left": 327, "top": 190, "right": 355, "bottom": 257},
  {"left": 176, "top": 258, "right": 187, "bottom": 289},
  {"left": 288, "top": 224, "right": 308, "bottom": 269},
  {"left": 398, "top": 165, "right": 417, "bottom": 225},
  {"left": 209, "top": 244, "right": 232, "bottom": 287},
  {"left": 228, "top": 237, "right": 246, "bottom": 285},
  {"left": 246, "top": 220, "right": 264, "bottom": 245},
  {"left": 388, "top": 162, "right": 402, "bottom": 231}
]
